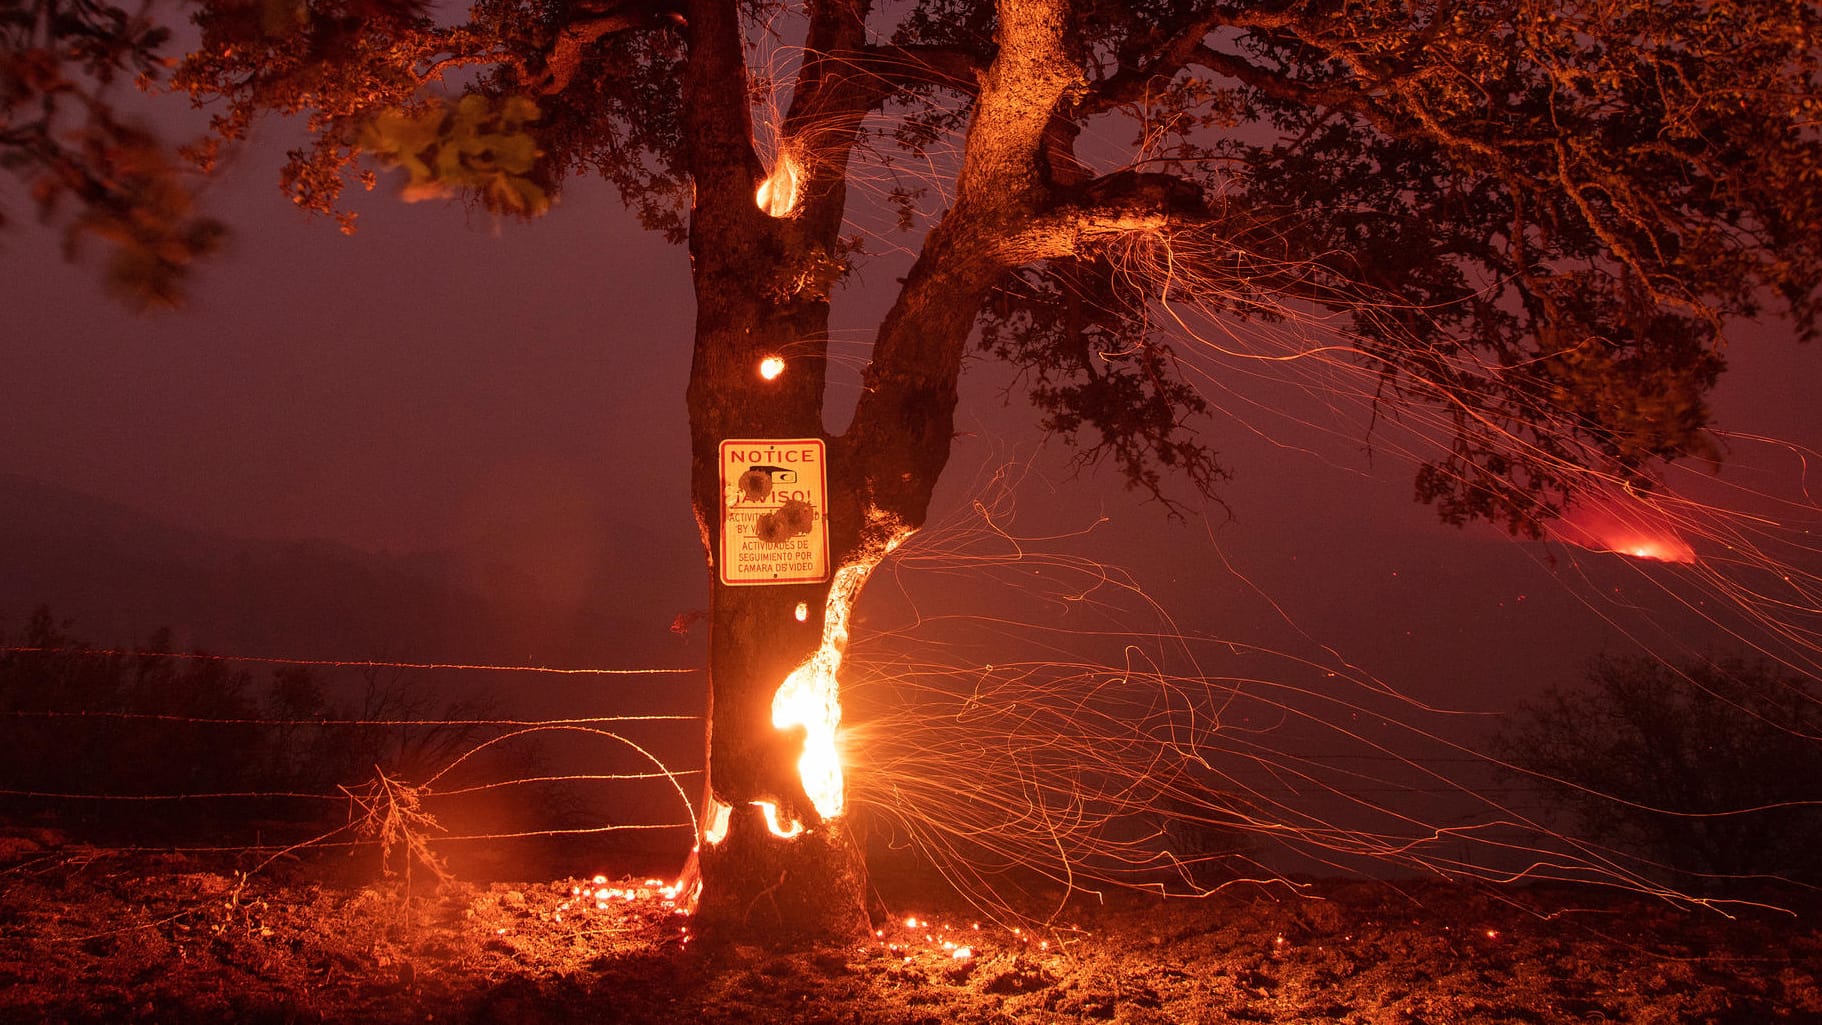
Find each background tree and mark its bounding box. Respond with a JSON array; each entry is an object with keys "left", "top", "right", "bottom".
[
  {"left": 1497, "top": 654, "right": 1822, "bottom": 890},
  {"left": 0, "top": 608, "right": 544, "bottom": 856},
  {"left": 9, "top": 0, "right": 1822, "bottom": 937}
]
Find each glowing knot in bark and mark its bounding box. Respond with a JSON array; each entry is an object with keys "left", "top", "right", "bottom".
[
  {"left": 756, "top": 146, "right": 802, "bottom": 218},
  {"left": 770, "top": 562, "right": 870, "bottom": 823}
]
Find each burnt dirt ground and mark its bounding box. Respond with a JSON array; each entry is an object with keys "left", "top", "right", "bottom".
[{"left": 2, "top": 830, "right": 1820, "bottom": 1025}]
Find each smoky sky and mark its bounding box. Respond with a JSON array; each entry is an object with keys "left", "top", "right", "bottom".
[{"left": 4, "top": 120, "right": 1821, "bottom": 717}]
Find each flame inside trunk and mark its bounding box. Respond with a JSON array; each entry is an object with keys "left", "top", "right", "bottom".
[
  {"left": 755, "top": 146, "right": 802, "bottom": 218},
  {"left": 770, "top": 562, "right": 871, "bottom": 824}
]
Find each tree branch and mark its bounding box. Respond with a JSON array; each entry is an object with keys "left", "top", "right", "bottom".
[
  {"left": 528, "top": 0, "right": 685, "bottom": 95},
  {"left": 953, "top": 0, "right": 1079, "bottom": 203},
  {"left": 845, "top": 0, "right": 1083, "bottom": 518},
  {"left": 999, "top": 170, "right": 1208, "bottom": 264},
  {"left": 1077, "top": 5, "right": 1230, "bottom": 115}
]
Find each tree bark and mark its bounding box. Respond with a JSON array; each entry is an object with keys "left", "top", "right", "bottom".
[
  {"left": 676, "top": 0, "right": 1098, "bottom": 940},
  {"left": 679, "top": 0, "right": 874, "bottom": 939}
]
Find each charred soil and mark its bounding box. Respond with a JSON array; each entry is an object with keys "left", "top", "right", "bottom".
[{"left": 2, "top": 830, "right": 1819, "bottom": 1024}]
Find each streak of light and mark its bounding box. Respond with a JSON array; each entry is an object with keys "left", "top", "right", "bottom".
[{"left": 833, "top": 465, "right": 1809, "bottom": 926}]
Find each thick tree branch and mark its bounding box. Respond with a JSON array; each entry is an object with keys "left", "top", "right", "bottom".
[
  {"left": 1184, "top": 42, "right": 1395, "bottom": 132},
  {"left": 769, "top": 0, "right": 874, "bottom": 248},
  {"left": 528, "top": 0, "right": 684, "bottom": 94},
  {"left": 844, "top": 0, "right": 1085, "bottom": 534},
  {"left": 954, "top": 0, "right": 1078, "bottom": 203},
  {"left": 1077, "top": 5, "right": 1229, "bottom": 115},
  {"left": 999, "top": 171, "right": 1208, "bottom": 263}
]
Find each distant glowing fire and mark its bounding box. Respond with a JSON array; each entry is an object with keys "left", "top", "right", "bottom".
[{"left": 1549, "top": 488, "right": 1697, "bottom": 564}]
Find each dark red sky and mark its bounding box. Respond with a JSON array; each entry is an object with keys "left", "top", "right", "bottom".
[{"left": 4, "top": 120, "right": 1821, "bottom": 715}]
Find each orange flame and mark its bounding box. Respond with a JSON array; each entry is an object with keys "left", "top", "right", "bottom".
[
  {"left": 755, "top": 147, "right": 802, "bottom": 218},
  {"left": 771, "top": 563, "right": 871, "bottom": 823},
  {"left": 701, "top": 798, "right": 733, "bottom": 845},
  {"left": 1550, "top": 490, "right": 1697, "bottom": 564}
]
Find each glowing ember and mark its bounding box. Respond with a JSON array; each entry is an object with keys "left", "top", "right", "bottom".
[
  {"left": 755, "top": 799, "right": 804, "bottom": 838},
  {"left": 771, "top": 563, "right": 872, "bottom": 822},
  {"left": 759, "top": 355, "right": 786, "bottom": 380},
  {"left": 755, "top": 146, "right": 802, "bottom": 218},
  {"left": 702, "top": 798, "right": 733, "bottom": 845}
]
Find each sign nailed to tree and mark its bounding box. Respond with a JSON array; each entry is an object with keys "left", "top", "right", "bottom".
[{"left": 718, "top": 438, "right": 829, "bottom": 586}]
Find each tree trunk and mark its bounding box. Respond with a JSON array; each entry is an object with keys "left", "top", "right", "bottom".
[
  {"left": 673, "top": 0, "right": 1080, "bottom": 939},
  {"left": 677, "top": 0, "right": 876, "bottom": 940}
]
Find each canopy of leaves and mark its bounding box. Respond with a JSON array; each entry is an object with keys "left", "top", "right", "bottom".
[
  {"left": 1, "top": 0, "right": 224, "bottom": 307},
  {"left": 359, "top": 92, "right": 549, "bottom": 214},
  {"left": 30, "top": 0, "right": 1822, "bottom": 526}
]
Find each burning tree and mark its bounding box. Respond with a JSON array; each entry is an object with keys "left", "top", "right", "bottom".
[{"left": 10, "top": 0, "right": 1822, "bottom": 936}]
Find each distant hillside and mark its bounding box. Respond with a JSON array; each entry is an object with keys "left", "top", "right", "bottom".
[{"left": 0, "top": 474, "right": 699, "bottom": 671}]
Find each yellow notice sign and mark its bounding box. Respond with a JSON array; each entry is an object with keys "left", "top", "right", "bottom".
[{"left": 719, "top": 438, "right": 829, "bottom": 586}]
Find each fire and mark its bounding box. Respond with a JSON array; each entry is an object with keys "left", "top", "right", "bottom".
[
  {"left": 755, "top": 146, "right": 802, "bottom": 218},
  {"left": 755, "top": 800, "right": 804, "bottom": 839},
  {"left": 700, "top": 796, "right": 805, "bottom": 843},
  {"left": 771, "top": 562, "right": 872, "bottom": 823},
  {"left": 701, "top": 798, "right": 732, "bottom": 845},
  {"left": 1549, "top": 488, "right": 1697, "bottom": 564},
  {"left": 759, "top": 355, "right": 786, "bottom": 380},
  {"left": 1621, "top": 541, "right": 1689, "bottom": 563}
]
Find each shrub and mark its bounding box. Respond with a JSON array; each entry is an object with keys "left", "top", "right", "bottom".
[{"left": 1498, "top": 654, "right": 1822, "bottom": 888}]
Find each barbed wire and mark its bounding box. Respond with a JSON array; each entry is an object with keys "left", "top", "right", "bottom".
[
  {"left": 0, "top": 710, "right": 699, "bottom": 726},
  {"left": 0, "top": 635, "right": 710, "bottom": 871},
  {"left": 0, "top": 788, "right": 345, "bottom": 801},
  {"left": 0, "top": 781, "right": 1551, "bottom": 804},
  {"left": 13, "top": 822, "right": 700, "bottom": 861},
  {"left": 0, "top": 645, "right": 702, "bottom": 676}
]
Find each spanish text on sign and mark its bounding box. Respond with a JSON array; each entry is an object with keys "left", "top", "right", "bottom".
[{"left": 718, "top": 438, "right": 829, "bottom": 586}]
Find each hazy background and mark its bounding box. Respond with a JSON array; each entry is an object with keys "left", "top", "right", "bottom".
[{"left": 4, "top": 108, "right": 1821, "bottom": 876}]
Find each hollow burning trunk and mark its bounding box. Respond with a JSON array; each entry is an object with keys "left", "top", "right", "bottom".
[
  {"left": 673, "top": 0, "right": 1076, "bottom": 938},
  {"left": 686, "top": 568, "right": 876, "bottom": 936},
  {"left": 675, "top": 0, "right": 880, "bottom": 939},
  {"left": 676, "top": 219, "right": 880, "bottom": 935}
]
